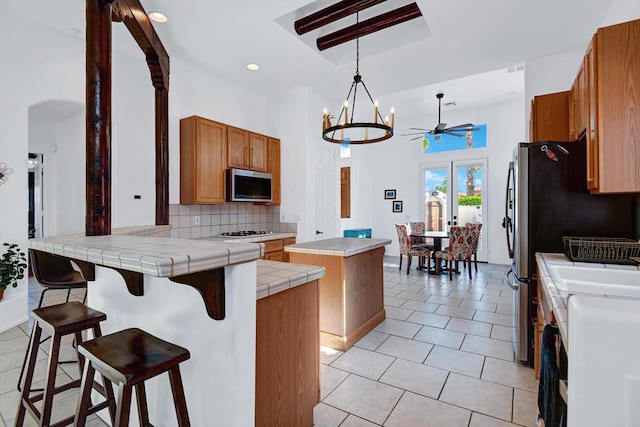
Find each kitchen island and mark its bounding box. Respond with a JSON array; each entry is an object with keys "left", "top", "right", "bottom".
[
  {"left": 285, "top": 237, "right": 391, "bottom": 351},
  {"left": 28, "top": 234, "right": 261, "bottom": 427},
  {"left": 536, "top": 252, "right": 640, "bottom": 427}
]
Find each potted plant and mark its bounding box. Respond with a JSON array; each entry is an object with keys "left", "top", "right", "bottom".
[{"left": 0, "top": 243, "right": 28, "bottom": 300}]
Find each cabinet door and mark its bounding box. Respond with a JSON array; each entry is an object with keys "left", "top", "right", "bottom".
[
  {"left": 228, "top": 126, "right": 249, "bottom": 169},
  {"left": 593, "top": 19, "right": 640, "bottom": 193},
  {"left": 263, "top": 251, "right": 284, "bottom": 262},
  {"left": 267, "top": 138, "right": 281, "bottom": 205},
  {"left": 180, "top": 116, "right": 227, "bottom": 204},
  {"left": 585, "top": 37, "right": 599, "bottom": 191},
  {"left": 568, "top": 87, "right": 578, "bottom": 140},
  {"left": 249, "top": 133, "right": 268, "bottom": 172},
  {"left": 530, "top": 91, "right": 570, "bottom": 141},
  {"left": 574, "top": 64, "right": 587, "bottom": 137}
]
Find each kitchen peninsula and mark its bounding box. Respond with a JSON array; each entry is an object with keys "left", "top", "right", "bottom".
[
  {"left": 285, "top": 237, "right": 391, "bottom": 351},
  {"left": 26, "top": 234, "right": 264, "bottom": 426}
]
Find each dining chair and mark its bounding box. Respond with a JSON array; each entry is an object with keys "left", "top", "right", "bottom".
[
  {"left": 435, "top": 225, "right": 474, "bottom": 280},
  {"left": 395, "top": 223, "right": 431, "bottom": 275},
  {"left": 407, "top": 221, "right": 435, "bottom": 269},
  {"left": 465, "top": 222, "right": 483, "bottom": 272}
]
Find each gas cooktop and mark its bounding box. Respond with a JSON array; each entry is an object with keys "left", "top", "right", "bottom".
[{"left": 219, "top": 230, "right": 271, "bottom": 238}]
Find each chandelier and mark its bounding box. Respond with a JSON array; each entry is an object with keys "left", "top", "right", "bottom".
[{"left": 322, "top": 12, "right": 394, "bottom": 144}]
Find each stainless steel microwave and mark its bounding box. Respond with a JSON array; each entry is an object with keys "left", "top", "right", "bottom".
[{"left": 226, "top": 168, "right": 272, "bottom": 202}]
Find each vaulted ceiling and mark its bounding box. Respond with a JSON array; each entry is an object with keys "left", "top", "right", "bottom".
[{"left": 3, "top": 0, "right": 615, "bottom": 120}]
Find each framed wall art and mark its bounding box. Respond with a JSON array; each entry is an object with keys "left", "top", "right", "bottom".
[
  {"left": 384, "top": 189, "right": 396, "bottom": 200},
  {"left": 392, "top": 201, "right": 403, "bottom": 213}
]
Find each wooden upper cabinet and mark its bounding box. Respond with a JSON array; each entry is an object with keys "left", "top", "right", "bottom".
[
  {"left": 589, "top": 19, "right": 640, "bottom": 193},
  {"left": 577, "top": 63, "right": 588, "bottom": 136},
  {"left": 249, "top": 133, "right": 268, "bottom": 172},
  {"left": 585, "top": 36, "right": 599, "bottom": 190},
  {"left": 180, "top": 116, "right": 227, "bottom": 204},
  {"left": 227, "top": 126, "right": 249, "bottom": 169},
  {"left": 530, "top": 91, "right": 570, "bottom": 141},
  {"left": 180, "top": 115, "right": 282, "bottom": 204},
  {"left": 568, "top": 87, "right": 578, "bottom": 140},
  {"left": 266, "top": 137, "right": 281, "bottom": 205}
]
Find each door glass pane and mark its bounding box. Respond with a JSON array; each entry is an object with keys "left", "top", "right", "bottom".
[
  {"left": 456, "top": 163, "right": 484, "bottom": 249},
  {"left": 423, "top": 167, "right": 449, "bottom": 231}
]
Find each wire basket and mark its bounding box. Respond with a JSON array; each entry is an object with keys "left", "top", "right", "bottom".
[{"left": 562, "top": 236, "right": 640, "bottom": 264}]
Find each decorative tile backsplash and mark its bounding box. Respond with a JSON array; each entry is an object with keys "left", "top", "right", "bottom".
[{"left": 169, "top": 203, "right": 296, "bottom": 239}]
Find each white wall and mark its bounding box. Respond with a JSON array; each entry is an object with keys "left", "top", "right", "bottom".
[
  {"left": 339, "top": 98, "right": 525, "bottom": 265},
  {"left": 0, "top": 16, "right": 86, "bottom": 330},
  {"left": 603, "top": 0, "right": 640, "bottom": 25},
  {"left": 53, "top": 112, "right": 86, "bottom": 234}
]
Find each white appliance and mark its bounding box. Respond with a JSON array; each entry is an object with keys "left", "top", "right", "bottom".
[{"left": 568, "top": 295, "right": 640, "bottom": 427}]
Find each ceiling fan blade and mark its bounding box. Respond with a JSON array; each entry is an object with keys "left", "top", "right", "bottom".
[
  {"left": 401, "top": 132, "right": 427, "bottom": 136},
  {"left": 447, "top": 123, "right": 478, "bottom": 130},
  {"left": 408, "top": 127, "right": 430, "bottom": 131},
  {"left": 410, "top": 135, "right": 424, "bottom": 141},
  {"left": 435, "top": 123, "right": 447, "bottom": 132},
  {"left": 445, "top": 132, "right": 464, "bottom": 137}
]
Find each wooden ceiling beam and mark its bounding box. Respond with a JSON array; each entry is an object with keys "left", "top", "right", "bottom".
[
  {"left": 294, "top": 0, "right": 385, "bottom": 35},
  {"left": 316, "top": 2, "right": 422, "bottom": 51}
]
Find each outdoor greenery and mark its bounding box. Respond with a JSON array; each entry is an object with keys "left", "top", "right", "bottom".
[
  {"left": 458, "top": 195, "right": 482, "bottom": 206},
  {"left": 0, "top": 243, "right": 27, "bottom": 290}
]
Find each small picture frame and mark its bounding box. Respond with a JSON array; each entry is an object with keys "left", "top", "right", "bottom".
[
  {"left": 384, "top": 189, "right": 396, "bottom": 200},
  {"left": 392, "top": 200, "right": 403, "bottom": 213}
]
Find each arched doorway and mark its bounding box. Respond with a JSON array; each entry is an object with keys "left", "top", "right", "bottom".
[{"left": 28, "top": 100, "right": 84, "bottom": 237}]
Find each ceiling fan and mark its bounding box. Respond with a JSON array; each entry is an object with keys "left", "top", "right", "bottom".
[{"left": 403, "top": 92, "right": 479, "bottom": 141}]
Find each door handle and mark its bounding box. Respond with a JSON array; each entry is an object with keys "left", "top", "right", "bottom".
[{"left": 316, "top": 230, "right": 323, "bottom": 235}]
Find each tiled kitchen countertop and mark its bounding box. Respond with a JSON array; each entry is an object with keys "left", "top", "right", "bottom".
[
  {"left": 199, "top": 232, "right": 297, "bottom": 243},
  {"left": 256, "top": 260, "right": 324, "bottom": 300},
  {"left": 284, "top": 237, "right": 391, "bottom": 257},
  {"left": 28, "top": 235, "right": 262, "bottom": 277},
  {"left": 536, "top": 252, "right": 640, "bottom": 350}
]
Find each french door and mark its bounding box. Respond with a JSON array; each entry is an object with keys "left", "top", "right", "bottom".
[{"left": 421, "top": 159, "right": 488, "bottom": 262}]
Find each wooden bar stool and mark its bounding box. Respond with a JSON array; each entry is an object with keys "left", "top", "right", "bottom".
[
  {"left": 74, "top": 328, "right": 191, "bottom": 427},
  {"left": 17, "top": 250, "right": 89, "bottom": 392},
  {"left": 15, "top": 301, "right": 117, "bottom": 427}
]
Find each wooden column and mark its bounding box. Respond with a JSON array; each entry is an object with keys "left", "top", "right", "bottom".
[
  {"left": 154, "top": 87, "right": 169, "bottom": 225},
  {"left": 85, "top": 0, "right": 114, "bottom": 236}
]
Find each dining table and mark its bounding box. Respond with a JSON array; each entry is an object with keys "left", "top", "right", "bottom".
[{"left": 410, "top": 230, "right": 450, "bottom": 275}]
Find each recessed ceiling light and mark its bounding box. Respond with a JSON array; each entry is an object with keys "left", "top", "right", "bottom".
[
  {"left": 246, "top": 63, "right": 260, "bottom": 71},
  {"left": 149, "top": 11, "right": 168, "bottom": 23}
]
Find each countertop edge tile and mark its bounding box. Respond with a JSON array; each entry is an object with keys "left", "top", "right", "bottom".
[{"left": 28, "top": 235, "right": 261, "bottom": 277}]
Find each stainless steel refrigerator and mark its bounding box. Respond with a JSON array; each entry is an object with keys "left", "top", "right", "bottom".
[{"left": 503, "top": 139, "right": 633, "bottom": 364}]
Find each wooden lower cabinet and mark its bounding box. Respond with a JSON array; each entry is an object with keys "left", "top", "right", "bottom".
[
  {"left": 255, "top": 280, "right": 319, "bottom": 427},
  {"left": 262, "top": 237, "right": 296, "bottom": 262},
  {"left": 282, "top": 237, "right": 296, "bottom": 262}
]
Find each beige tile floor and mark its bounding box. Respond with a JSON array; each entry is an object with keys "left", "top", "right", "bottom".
[{"left": 0, "top": 257, "right": 538, "bottom": 426}]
